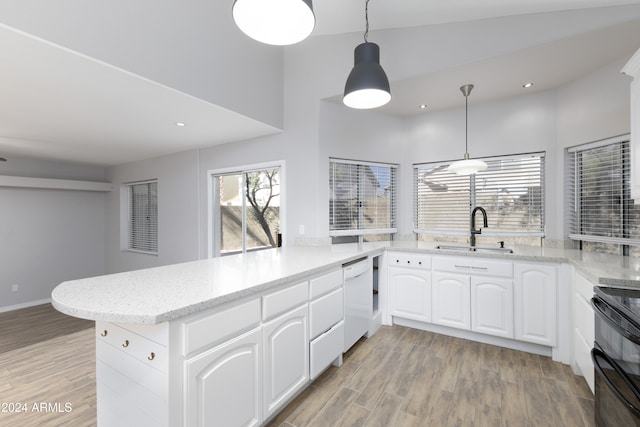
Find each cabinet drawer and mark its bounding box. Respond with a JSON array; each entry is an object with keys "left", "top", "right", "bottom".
[
  {"left": 575, "top": 291, "right": 595, "bottom": 344},
  {"left": 574, "top": 328, "right": 595, "bottom": 394},
  {"left": 263, "top": 281, "right": 309, "bottom": 321},
  {"left": 181, "top": 298, "right": 261, "bottom": 356},
  {"left": 575, "top": 271, "right": 595, "bottom": 302},
  {"left": 309, "top": 288, "right": 344, "bottom": 339},
  {"left": 433, "top": 256, "right": 512, "bottom": 278},
  {"left": 310, "top": 269, "right": 343, "bottom": 299},
  {"left": 310, "top": 321, "right": 344, "bottom": 379},
  {"left": 96, "top": 321, "right": 168, "bottom": 373},
  {"left": 96, "top": 339, "right": 168, "bottom": 400},
  {"left": 388, "top": 253, "right": 431, "bottom": 269}
]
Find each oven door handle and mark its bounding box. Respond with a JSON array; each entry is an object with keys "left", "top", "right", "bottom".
[
  {"left": 592, "top": 347, "right": 640, "bottom": 417},
  {"left": 592, "top": 297, "right": 640, "bottom": 345}
]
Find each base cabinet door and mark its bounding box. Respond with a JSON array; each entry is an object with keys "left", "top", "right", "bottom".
[
  {"left": 514, "top": 263, "right": 557, "bottom": 346},
  {"left": 389, "top": 267, "right": 431, "bottom": 322},
  {"left": 432, "top": 272, "right": 470, "bottom": 330},
  {"left": 184, "top": 326, "right": 262, "bottom": 427},
  {"left": 263, "top": 304, "right": 309, "bottom": 419},
  {"left": 471, "top": 276, "right": 514, "bottom": 338}
]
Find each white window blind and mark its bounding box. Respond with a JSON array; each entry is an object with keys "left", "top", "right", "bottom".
[
  {"left": 128, "top": 180, "right": 158, "bottom": 254},
  {"left": 567, "top": 136, "right": 640, "bottom": 246},
  {"left": 329, "top": 159, "right": 398, "bottom": 236},
  {"left": 414, "top": 153, "right": 545, "bottom": 237}
]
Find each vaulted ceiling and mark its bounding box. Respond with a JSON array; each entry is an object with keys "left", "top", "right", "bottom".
[{"left": 0, "top": 1, "right": 639, "bottom": 166}]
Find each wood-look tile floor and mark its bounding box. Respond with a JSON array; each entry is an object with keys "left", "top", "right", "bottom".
[
  {"left": 0, "top": 304, "right": 96, "bottom": 427},
  {"left": 0, "top": 304, "right": 594, "bottom": 427},
  {"left": 268, "top": 326, "right": 595, "bottom": 427}
]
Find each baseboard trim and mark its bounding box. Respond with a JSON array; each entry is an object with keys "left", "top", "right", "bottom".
[{"left": 0, "top": 298, "right": 52, "bottom": 313}]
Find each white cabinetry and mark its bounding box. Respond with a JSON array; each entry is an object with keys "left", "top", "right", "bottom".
[
  {"left": 573, "top": 271, "right": 595, "bottom": 393},
  {"left": 471, "top": 276, "right": 514, "bottom": 339},
  {"left": 184, "top": 326, "right": 262, "bottom": 427},
  {"left": 95, "top": 321, "right": 170, "bottom": 427},
  {"left": 622, "top": 48, "right": 640, "bottom": 201},
  {"left": 388, "top": 253, "right": 432, "bottom": 323},
  {"left": 309, "top": 270, "right": 344, "bottom": 379},
  {"left": 514, "top": 263, "right": 557, "bottom": 346},
  {"left": 432, "top": 256, "right": 513, "bottom": 338},
  {"left": 261, "top": 281, "right": 309, "bottom": 419},
  {"left": 432, "top": 271, "right": 470, "bottom": 330},
  {"left": 263, "top": 304, "right": 309, "bottom": 419}
]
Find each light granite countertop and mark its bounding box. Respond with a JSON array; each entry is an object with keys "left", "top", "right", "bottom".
[{"left": 51, "top": 241, "right": 640, "bottom": 325}]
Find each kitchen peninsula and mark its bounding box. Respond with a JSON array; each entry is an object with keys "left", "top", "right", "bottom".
[{"left": 52, "top": 242, "right": 640, "bottom": 426}]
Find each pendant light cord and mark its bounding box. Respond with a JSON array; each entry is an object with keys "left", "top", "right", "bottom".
[
  {"left": 363, "top": 0, "right": 370, "bottom": 43},
  {"left": 464, "top": 93, "right": 469, "bottom": 155}
]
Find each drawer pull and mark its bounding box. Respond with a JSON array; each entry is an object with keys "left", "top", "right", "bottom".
[
  {"left": 454, "top": 264, "right": 470, "bottom": 269},
  {"left": 471, "top": 266, "right": 488, "bottom": 271},
  {"left": 122, "top": 340, "right": 129, "bottom": 348},
  {"left": 100, "top": 330, "right": 108, "bottom": 337},
  {"left": 148, "top": 352, "right": 156, "bottom": 361}
]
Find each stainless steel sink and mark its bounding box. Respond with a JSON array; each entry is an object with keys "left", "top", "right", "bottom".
[
  {"left": 435, "top": 245, "right": 473, "bottom": 252},
  {"left": 435, "top": 245, "right": 513, "bottom": 254},
  {"left": 472, "top": 246, "right": 514, "bottom": 254}
]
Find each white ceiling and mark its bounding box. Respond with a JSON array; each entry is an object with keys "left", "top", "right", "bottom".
[{"left": 1, "top": 0, "right": 640, "bottom": 167}]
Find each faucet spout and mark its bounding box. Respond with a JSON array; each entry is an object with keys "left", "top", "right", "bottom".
[{"left": 470, "top": 206, "right": 488, "bottom": 247}]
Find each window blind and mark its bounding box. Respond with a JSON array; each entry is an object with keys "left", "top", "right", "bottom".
[
  {"left": 329, "top": 159, "right": 398, "bottom": 236},
  {"left": 567, "top": 136, "right": 640, "bottom": 246},
  {"left": 414, "top": 153, "right": 545, "bottom": 237},
  {"left": 128, "top": 180, "right": 158, "bottom": 253}
]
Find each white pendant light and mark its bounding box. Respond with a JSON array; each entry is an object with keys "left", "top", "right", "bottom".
[
  {"left": 232, "top": 0, "right": 315, "bottom": 46},
  {"left": 447, "top": 84, "right": 487, "bottom": 175},
  {"left": 343, "top": 0, "right": 391, "bottom": 109}
]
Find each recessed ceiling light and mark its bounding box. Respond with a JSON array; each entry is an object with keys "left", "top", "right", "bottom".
[
  {"left": 175, "top": 122, "right": 186, "bottom": 127},
  {"left": 522, "top": 82, "right": 533, "bottom": 89},
  {"left": 419, "top": 104, "right": 428, "bottom": 110}
]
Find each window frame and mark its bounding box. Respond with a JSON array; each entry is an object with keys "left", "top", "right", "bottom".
[
  {"left": 124, "top": 179, "right": 158, "bottom": 255},
  {"left": 413, "top": 152, "right": 545, "bottom": 241},
  {"left": 208, "top": 161, "right": 285, "bottom": 258},
  {"left": 329, "top": 158, "right": 399, "bottom": 241},
  {"left": 567, "top": 134, "right": 639, "bottom": 254}
]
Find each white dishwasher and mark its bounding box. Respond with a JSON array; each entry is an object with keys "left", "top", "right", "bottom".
[{"left": 343, "top": 257, "right": 372, "bottom": 352}]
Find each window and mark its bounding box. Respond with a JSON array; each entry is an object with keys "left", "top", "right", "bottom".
[
  {"left": 567, "top": 135, "right": 640, "bottom": 255},
  {"left": 329, "top": 158, "right": 398, "bottom": 242},
  {"left": 127, "top": 180, "right": 158, "bottom": 254},
  {"left": 414, "top": 153, "right": 545, "bottom": 246},
  {"left": 211, "top": 165, "right": 281, "bottom": 256}
]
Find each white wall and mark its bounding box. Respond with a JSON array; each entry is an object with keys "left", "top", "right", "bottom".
[
  {"left": 404, "top": 90, "right": 559, "bottom": 239},
  {"left": 104, "top": 150, "right": 200, "bottom": 273},
  {"left": 0, "top": 157, "right": 106, "bottom": 310}
]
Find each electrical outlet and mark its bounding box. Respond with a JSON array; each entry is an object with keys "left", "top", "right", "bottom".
[{"left": 11, "top": 284, "right": 19, "bottom": 292}]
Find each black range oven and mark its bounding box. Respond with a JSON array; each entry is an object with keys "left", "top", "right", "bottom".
[{"left": 592, "top": 286, "right": 640, "bottom": 427}]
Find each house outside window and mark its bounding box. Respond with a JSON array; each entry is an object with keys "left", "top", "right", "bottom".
[
  {"left": 126, "top": 180, "right": 158, "bottom": 254},
  {"left": 567, "top": 135, "right": 640, "bottom": 256},
  {"left": 329, "top": 158, "right": 398, "bottom": 243},
  {"left": 414, "top": 152, "right": 545, "bottom": 247}
]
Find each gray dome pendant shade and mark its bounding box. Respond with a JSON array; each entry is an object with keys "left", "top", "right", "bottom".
[
  {"left": 343, "top": 0, "right": 391, "bottom": 109},
  {"left": 343, "top": 42, "right": 391, "bottom": 109},
  {"left": 232, "top": 0, "right": 315, "bottom": 46}
]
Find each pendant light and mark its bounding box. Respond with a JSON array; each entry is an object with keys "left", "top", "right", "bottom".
[
  {"left": 447, "top": 84, "right": 487, "bottom": 175},
  {"left": 343, "top": 0, "right": 391, "bottom": 109},
  {"left": 232, "top": 0, "right": 315, "bottom": 46}
]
